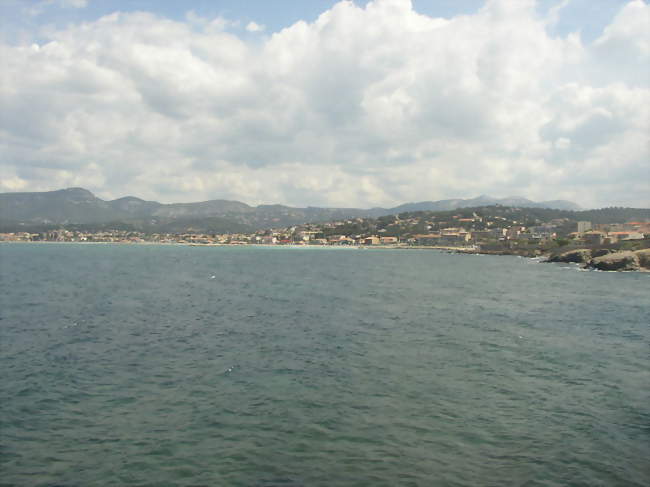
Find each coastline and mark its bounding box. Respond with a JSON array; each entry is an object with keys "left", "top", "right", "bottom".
[
  {"left": 0, "top": 240, "right": 475, "bottom": 252},
  {"left": 3, "top": 240, "right": 648, "bottom": 272}
]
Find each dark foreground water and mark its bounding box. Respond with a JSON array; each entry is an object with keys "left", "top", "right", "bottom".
[{"left": 0, "top": 243, "right": 648, "bottom": 486}]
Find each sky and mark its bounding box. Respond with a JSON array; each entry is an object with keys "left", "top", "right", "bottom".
[{"left": 0, "top": 0, "right": 648, "bottom": 208}]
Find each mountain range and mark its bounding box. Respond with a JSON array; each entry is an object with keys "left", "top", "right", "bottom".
[{"left": 0, "top": 188, "right": 581, "bottom": 233}]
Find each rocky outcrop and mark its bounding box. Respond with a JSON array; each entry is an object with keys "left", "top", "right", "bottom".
[
  {"left": 592, "top": 248, "right": 613, "bottom": 258},
  {"left": 548, "top": 248, "right": 592, "bottom": 264},
  {"left": 588, "top": 251, "right": 640, "bottom": 271},
  {"left": 546, "top": 248, "right": 650, "bottom": 271},
  {"left": 634, "top": 249, "right": 650, "bottom": 269}
]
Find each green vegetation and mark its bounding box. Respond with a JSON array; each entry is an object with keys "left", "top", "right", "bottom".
[{"left": 314, "top": 205, "right": 650, "bottom": 240}]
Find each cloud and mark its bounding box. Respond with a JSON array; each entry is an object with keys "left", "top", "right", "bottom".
[
  {"left": 546, "top": 0, "right": 571, "bottom": 28},
  {"left": 245, "top": 21, "right": 265, "bottom": 33},
  {"left": 185, "top": 10, "right": 241, "bottom": 32},
  {"left": 27, "top": 0, "right": 87, "bottom": 16},
  {"left": 61, "top": 0, "right": 87, "bottom": 7},
  {"left": 1, "top": 0, "right": 648, "bottom": 208}
]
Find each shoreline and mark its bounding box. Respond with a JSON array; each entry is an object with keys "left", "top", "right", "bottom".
[
  {"left": 3, "top": 240, "right": 647, "bottom": 272},
  {"left": 0, "top": 240, "right": 479, "bottom": 252}
]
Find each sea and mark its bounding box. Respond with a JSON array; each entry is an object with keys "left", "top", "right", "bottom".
[{"left": 0, "top": 243, "right": 648, "bottom": 487}]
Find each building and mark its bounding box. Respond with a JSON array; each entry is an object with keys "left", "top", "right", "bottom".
[
  {"left": 328, "top": 235, "right": 355, "bottom": 245},
  {"left": 608, "top": 231, "right": 645, "bottom": 241},
  {"left": 363, "top": 236, "right": 380, "bottom": 245},
  {"left": 577, "top": 221, "right": 592, "bottom": 233},
  {"left": 380, "top": 236, "right": 399, "bottom": 245},
  {"left": 583, "top": 231, "right": 605, "bottom": 245},
  {"left": 414, "top": 234, "right": 441, "bottom": 246},
  {"left": 471, "top": 230, "right": 493, "bottom": 241},
  {"left": 506, "top": 226, "right": 526, "bottom": 240}
]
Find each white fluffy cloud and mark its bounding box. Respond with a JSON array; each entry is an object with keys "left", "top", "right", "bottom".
[
  {"left": 1, "top": 0, "right": 648, "bottom": 207},
  {"left": 245, "top": 21, "right": 265, "bottom": 33},
  {"left": 26, "top": 0, "right": 88, "bottom": 16}
]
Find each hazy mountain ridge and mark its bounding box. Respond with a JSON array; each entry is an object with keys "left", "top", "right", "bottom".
[
  {"left": 1, "top": 188, "right": 121, "bottom": 224},
  {"left": 388, "top": 196, "right": 580, "bottom": 213},
  {"left": 1, "top": 187, "right": 582, "bottom": 232},
  {"left": 107, "top": 196, "right": 163, "bottom": 216}
]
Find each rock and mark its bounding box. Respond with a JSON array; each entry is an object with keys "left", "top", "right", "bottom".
[
  {"left": 548, "top": 248, "right": 592, "bottom": 264},
  {"left": 589, "top": 251, "right": 640, "bottom": 271},
  {"left": 592, "top": 248, "right": 613, "bottom": 258},
  {"left": 634, "top": 249, "right": 650, "bottom": 269}
]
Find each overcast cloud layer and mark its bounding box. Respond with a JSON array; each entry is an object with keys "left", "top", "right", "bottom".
[{"left": 1, "top": 0, "right": 649, "bottom": 207}]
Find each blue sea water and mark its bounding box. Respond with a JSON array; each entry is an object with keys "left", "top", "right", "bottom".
[{"left": 0, "top": 243, "right": 648, "bottom": 486}]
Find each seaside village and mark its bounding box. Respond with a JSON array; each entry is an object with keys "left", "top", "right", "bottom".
[{"left": 2, "top": 213, "right": 649, "bottom": 251}]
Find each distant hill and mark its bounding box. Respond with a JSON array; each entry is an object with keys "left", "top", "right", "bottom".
[
  {"left": 107, "top": 196, "right": 163, "bottom": 217},
  {"left": 386, "top": 196, "right": 580, "bottom": 213},
  {"left": 0, "top": 188, "right": 123, "bottom": 224},
  {"left": 0, "top": 187, "right": 584, "bottom": 233}
]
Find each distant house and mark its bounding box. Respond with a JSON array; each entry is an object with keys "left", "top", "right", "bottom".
[
  {"left": 627, "top": 222, "right": 650, "bottom": 233},
  {"left": 470, "top": 230, "right": 493, "bottom": 241},
  {"left": 328, "top": 235, "right": 355, "bottom": 245},
  {"left": 577, "top": 221, "right": 592, "bottom": 233},
  {"left": 608, "top": 231, "right": 645, "bottom": 241},
  {"left": 380, "top": 236, "right": 399, "bottom": 245},
  {"left": 583, "top": 231, "right": 605, "bottom": 245},
  {"left": 529, "top": 231, "right": 556, "bottom": 241},
  {"left": 483, "top": 228, "right": 507, "bottom": 239},
  {"left": 363, "top": 236, "right": 380, "bottom": 245},
  {"left": 414, "top": 234, "right": 441, "bottom": 246},
  {"left": 506, "top": 226, "right": 525, "bottom": 239},
  {"left": 295, "top": 230, "right": 318, "bottom": 241},
  {"left": 439, "top": 229, "right": 471, "bottom": 245}
]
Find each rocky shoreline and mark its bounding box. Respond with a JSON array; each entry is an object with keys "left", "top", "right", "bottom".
[
  {"left": 449, "top": 246, "right": 650, "bottom": 272},
  {"left": 546, "top": 248, "right": 650, "bottom": 272}
]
